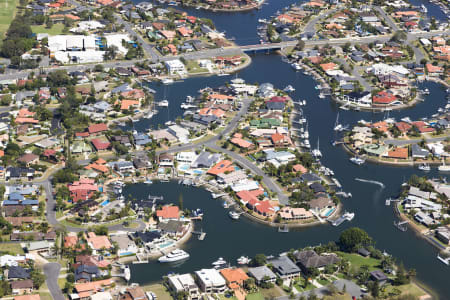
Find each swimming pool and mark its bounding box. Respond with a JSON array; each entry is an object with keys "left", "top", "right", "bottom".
[
  {"left": 158, "top": 241, "right": 174, "bottom": 249},
  {"left": 100, "top": 199, "right": 109, "bottom": 207},
  {"left": 178, "top": 164, "right": 190, "bottom": 171},
  {"left": 323, "top": 208, "right": 335, "bottom": 217}
]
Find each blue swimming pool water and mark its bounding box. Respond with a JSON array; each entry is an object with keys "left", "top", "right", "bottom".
[
  {"left": 324, "top": 208, "right": 335, "bottom": 217},
  {"left": 100, "top": 199, "right": 109, "bottom": 207},
  {"left": 159, "top": 241, "right": 174, "bottom": 249},
  {"left": 179, "top": 164, "right": 190, "bottom": 171}
]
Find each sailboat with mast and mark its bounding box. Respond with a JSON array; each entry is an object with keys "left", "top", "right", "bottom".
[
  {"left": 312, "top": 138, "right": 322, "bottom": 158},
  {"left": 334, "top": 113, "right": 343, "bottom": 131}
]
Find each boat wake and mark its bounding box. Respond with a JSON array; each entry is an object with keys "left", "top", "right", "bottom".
[{"left": 355, "top": 178, "right": 385, "bottom": 188}]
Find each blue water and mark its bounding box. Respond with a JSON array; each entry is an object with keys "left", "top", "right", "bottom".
[{"left": 100, "top": 199, "right": 109, "bottom": 206}]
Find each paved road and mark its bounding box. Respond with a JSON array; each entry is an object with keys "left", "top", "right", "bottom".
[
  {"left": 44, "top": 263, "right": 65, "bottom": 300},
  {"left": 383, "top": 134, "right": 450, "bottom": 146},
  {"left": 114, "top": 14, "right": 160, "bottom": 61},
  {"left": 334, "top": 57, "right": 373, "bottom": 92},
  {"left": 303, "top": 8, "right": 338, "bottom": 35}
]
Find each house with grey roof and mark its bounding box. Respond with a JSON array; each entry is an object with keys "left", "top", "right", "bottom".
[
  {"left": 411, "top": 144, "right": 429, "bottom": 159},
  {"left": 248, "top": 266, "right": 276, "bottom": 284},
  {"left": 268, "top": 256, "right": 301, "bottom": 279},
  {"left": 294, "top": 250, "right": 340, "bottom": 271},
  {"left": 192, "top": 152, "right": 221, "bottom": 168}
]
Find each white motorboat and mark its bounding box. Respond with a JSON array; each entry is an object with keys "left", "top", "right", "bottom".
[
  {"left": 423, "top": 88, "right": 430, "bottom": 95},
  {"left": 283, "top": 85, "right": 295, "bottom": 93},
  {"left": 157, "top": 100, "right": 169, "bottom": 107},
  {"left": 291, "top": 63, "right": 301, "bottom": 71},
  {"left": 158, "top": 249, "right": 189, "bottom": 263},
  {"left": 258, "top": 18, "right": 267, "bottom": 23},
  {"left": 331, "top": 211, "right": 355, "bottom": 226},
  {"left": 344, "top": 211, "right": 355, "bottom": 221},
  {"left": 165, "top": 121, "right": 175, "bottom": 126},
  {"left": 418, "top": 163, "right": 430, "bottom": 171},
  {"left": 318, "top": 93, "right": 325, "bottom": 99},
  {"left": 350, "top": 157, "right": 365, "bottom": 165},
  {"left": 237, "top": 256, "right": 250, "bottom": 265},
  {"left": 229, "top": 211, "right": 240, "bottom": 220},
  {"left": 421, "top": 4, "right": 428, "bottom": 13},
  {"left": 181, "top": 103, "right": 197, "bottom": 110},
  {"left": 212, "top": 257, "right": 227, "bottom": 268},
  {"left": 185, "top": 95, "right": 195, "bottom": 103},
  {"left": 161, "top": 78, "right": 174, "bottom": 85},
  {"left": 438, "top": 160, "right": 450, "bottom": 172}
]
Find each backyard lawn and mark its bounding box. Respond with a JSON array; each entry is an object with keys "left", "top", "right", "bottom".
[
  {"left": 31, "top": 24, "right": 65, "bottom": 36},
  {"left": 337, "top": 252, "right": 381, "bottom": 271},
  {"left": 0, "top": 242, "right": 24, "bottom": 254},
  {"left": 141, "top": 283, "right": 172, "bottom": 300},
  {"left": 245, "top": 292, "right": 264, "bottom": 300},
  {"left": 0, "top": 0, "right": 19, "bottom": 42}
]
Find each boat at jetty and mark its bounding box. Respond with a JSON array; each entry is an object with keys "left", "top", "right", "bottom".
[
  {"left": 161, "top": 78, "right": 174, "bottom": 85},
  {"left": 350, "top": 157, "right": 365, "bottom": 165},
  {"left": 229, "top": 211, "right": 240, "bottom": 220},
  {"left": 157, "top": 100, "right": 169, "bottom": 107},
  {"left": 158, "top": 249, "right": 190, "bottom": 263},
  {"left": 330, "top": 211, "right": 355, "bottom": 226},
  {"left": 237, "top": 256, "right": 250, "bottom": 265},
  {"left": 212, "top": 257, "right": 227, "bottom": 269},
  {"left": 438, "top": 160, "right": 450, "bottom": 172},
  {"left": 418, "top": 163, "right": 430, "bottom": 171}
]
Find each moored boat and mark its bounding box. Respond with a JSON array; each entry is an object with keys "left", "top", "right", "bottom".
[{"left": 158, "top": 249, "right": 189, "bottom": 263}]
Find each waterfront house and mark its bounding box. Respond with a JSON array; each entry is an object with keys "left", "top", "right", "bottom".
[
  {"left": 158, "top": 153, "right": 174, "bottom": 167},
  {"left": 74, "top": 279, "right": 113, "bottom": 298},
  {"left": 268, "top": 256, "right": 301, "bottom": 279},
  {"left": 279, "top": 207, "right": 313, "bottom": 220},
  {"left": 370, "top": 270, "right": 388, "bottom": 285},
  {"left": 436, "top": 226, "right": 450, "bottom": 245},
  {"left": 220, "top": 268, "right": 249, "bottom": 289},
  {"left": 195, "top": 269, "right": 227, "bottom": 293},
  {"left": 294, "top": 250, "right": 340, "bottom": 271},
  {"left": 414, "top": 211, "right": 434, "bottom": 227},
  {"left": 247, "top": 266, "right": 276, "bottom": 284},
  {"left": 158, "top": 220, "right": 186, "bottom": 237},
  {"left": 168, "top": 274, "right": 200, "bottom": 299},
  {"left": 121, "top": 286, "right": 146, "bottom": 300},
  {"left": 156, "top": 205, "right": 180, "bottom": 221},
  {"left": 192, "top": 152, "right": 221, "bottom": 168},
  {"left": 109, "top": 234, "right": 138, "bottom": 256}
]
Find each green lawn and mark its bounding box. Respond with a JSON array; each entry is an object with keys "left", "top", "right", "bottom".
[
  {"left": 0, "top": 0, "right": 19, "bottom": 41},
  {"left": 245, "top": 292, "right": 264, "bottom": 300},
  {"left": 260, "top": 287, "right": 284, "bottom": 299},
  {"left": 141, "top": 283, "right": 171, "bottom": 300},
  {"left": 31, "top": 24, "right": 65, "bottom": 36},
  {"left": 337, "top": 252, "right": 381, "bottom": 271},
  {"left": 0, "top": 242, "right": 24, "bottom": 254}
]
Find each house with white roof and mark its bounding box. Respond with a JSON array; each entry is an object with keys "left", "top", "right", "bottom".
[
  {"left": 194, "top": 269, "right": 227, "bottom": 293},
  {"left": 168, "top": 273, "right": 200, "bottom": 299}
]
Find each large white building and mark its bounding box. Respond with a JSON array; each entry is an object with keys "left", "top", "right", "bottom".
[
  {"left": 168, "top": 273, "right": 200, "bottom": 299},
  {"left": 194, "top": 269, "right": 227, "bottom": 293},
  {"left": 168, "top": 124, "right": 190, "bottom": 143},
  {"left": 104, "top": 34, "right": 131, "bottom": 55},
  {"left": 165, "top": 59, "right": 187, "bottom": 75}
]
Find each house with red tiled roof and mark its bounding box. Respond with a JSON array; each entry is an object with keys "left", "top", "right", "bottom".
[
  {"left": 271, "top": 133, "right": 290, "bottom": 147},
  {"left": 64, "top": 235, "right": 79, "bottom": 248},
  {"left": 372, "top": 91, "right": 398, "bottom": 105},
  {"left": 308, "top": 56, "right": 323, "bottom": 64},
  {"left": 156, "top": 205, "right": 179, "bottom": 221},
  {"left": 207, "top": 160, "right": 235, "bottom": 176},
  {"left": 277, "top": 14, "right": 295, "bottom": 24},
  {"left": 177, "top": 27, "right": 193, "bottom": 37},
  {"left": 91, "top": 139, "right": 111, "bottom": 151},
  {"left": 86, "top": 232, "right": 112, "bottom": 252},
  {"left": 387, "top": 147, "right": 408, "bottom": 159},
  {"left": 371, "top": 121, "right": 389, "bottom": 133},
  {"left": 186, "top": 16, "right": 197, "bottom": 24},
  {"left": 88, "top": 123, "right": 108, "bottom": 136},
  {"left": 220, "top": 268, "right": 249, "bottom": 289},
  {"left": 320, "top": 62, "right": 338, "bottom": 72},
  {"left": 160, "top": 30, "right": 176, "bottom": 40},
  {"left": 230, "top": 136, "right": 254, "bottom": 149},
  {"left": 120, "top": 89, "right": 145, "bottom": 101},
  {"left": 426, "top": 63, "right": 443, "bottom": 76},
  {"left": 293, "top": 164, "right": 307, "bottom": 174},
  {"left": 119, "top": 99, "right": 140, "bottom": 110},
  {"left": 395, "top": 121, "right": 412, "bottom": 133}
]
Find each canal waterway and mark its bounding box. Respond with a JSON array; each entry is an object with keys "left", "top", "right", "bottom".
[{"left": 128, "top": 0, "right": 450, "bottom": 298}]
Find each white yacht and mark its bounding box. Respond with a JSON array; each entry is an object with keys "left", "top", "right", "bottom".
[
  {"left": 418, "top": 163, "right": 430, "bottom": 171},
  {"left": 157, "top": 100, "right": 169, "bottom": 107},
  {"left": 312, "top": 138, "right": 322, "bottom": 158},
  {"left": 438, "top": 160, "right": 450, "bottom": 172},
  {"left": 237, "top": 256, "right": 250, "bottom": 265},
  {"left": 161, "top": 78, "right": 174, "bottom": 85},
  {"left": 229, "top": 211, "right": 240, "bottom": 220},
  {"left": 212, "top": 257, "right": 227, "bottom": 268},
  {"left": 291, "top": 63, "right": 302, "bottom": 71},
  {"left": 158, "top": 249, "right": 190, "bottom": 263},
  {"left": 258, "top": 18, "right": 267, "bottom": 23},
  {"left": 283, "top": 85, "right": 295, "bottom": 93},
  {"left": 350, "top": 157, "right": 365, "bottom": 165}
]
